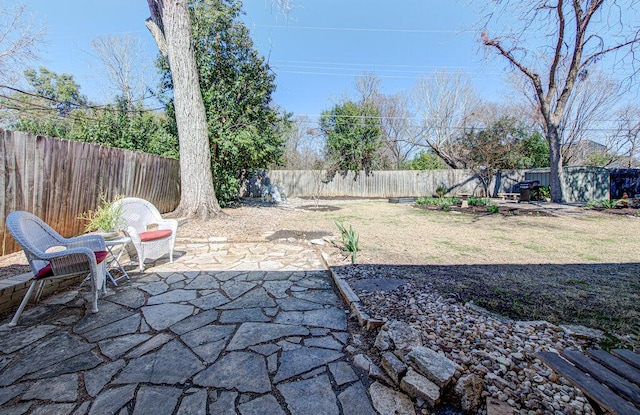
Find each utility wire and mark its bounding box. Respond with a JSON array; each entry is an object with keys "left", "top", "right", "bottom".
[
  {"left": 254, "top": 24, "right": 480, "bottom": 34},
  {"left": 0, "top": 85, "right": 165, "bottom": 113}
]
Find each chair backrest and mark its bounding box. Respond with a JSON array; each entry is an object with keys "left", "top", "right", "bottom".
[
  {"left": 116, "top": 198, "right": 162, "bottom": 233},
  {"left": 6, "top": 211, "right": 63, "bottom": 273}
]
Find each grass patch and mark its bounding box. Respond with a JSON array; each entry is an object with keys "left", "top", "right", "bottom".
[
  {"left": 416, "top": 197, "right": 460, "bottom": 206},
  {"left": 583, "top": 254, "right": 602, "bottom": 262},
  {"left": 523, "top": 243, "right": 547, "bottom": 253},
  {"left": 565, "top": 279, "right": 591, "bottom": 287}
]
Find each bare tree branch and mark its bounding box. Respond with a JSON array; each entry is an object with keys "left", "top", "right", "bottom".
[
  {"left": 480, "top": 0, "right": 640, "bottom": 202},
  {"left": 90, "top": 35, "right": 147, "bottom": 107},
  {"left": 412, "top": 70, "right": 481, "bottom": 168},
  {"left": 0, "top": 4, "right": 45, "bottom": 84}
]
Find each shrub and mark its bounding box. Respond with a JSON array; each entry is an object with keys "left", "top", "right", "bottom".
[
  {"left": 487, "top": 204, "right": 500, "bottom": 214},
  {"left": 468, "top": 197, "right": 489, "bottom": 206},
  {"left": 533, "top": 186, "right": 551, "bottom": 200},
  {"left": 416, "top": 197, "right": 460, "bottom": 206},
  {"left": 441, "top": 203, "right": 451, "bottom": 211},
  {"left": 435, "top": 184, "right": 447, "bottom": 198},
  {"left": 585, "top": 199, "right": 619, "bottom": 209}
]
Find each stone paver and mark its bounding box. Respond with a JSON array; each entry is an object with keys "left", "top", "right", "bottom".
[{"left": 0, "top": 242, "right": 378, "bottom": 414}]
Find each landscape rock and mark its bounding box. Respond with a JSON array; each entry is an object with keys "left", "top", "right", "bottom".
[
  {"left": 486, "top": 397, "right": 516, "bottom": 415},
  {"left": 381, "top": 351, "right": 407, "bottom": 384},
  {"left": 400, "top": 368, "right": 440, "bottom": 408},
  {"left": 453, "top": 373, "right": 484, "bottom": 413},
  {"left": 369, "top": 381, "right": 416, "bottom": 415},
  {"left": 407, "top": 346, "right": 456, "bottom": 388},
  {"left": 560, "top": 324, "right": 604, "bottom": 341},
  {"left": 374, "top": 320, "right": 422, "bottom": 352}
]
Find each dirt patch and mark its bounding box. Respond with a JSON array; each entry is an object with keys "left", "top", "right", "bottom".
[
  {"left": 296, "top": 205, "right": 341, "bottom": 212},
  {"left": 266, "top": 229, "right": 332, "bottom": 241},
  {"left": 416, "top": 204, "right": 555, "bottom": 217},
  {"left": 0, "top": 251, "right": 30, "bottom": 279},
  {"left": 593, "top": 206, "right": 640, "bottom": 217}
]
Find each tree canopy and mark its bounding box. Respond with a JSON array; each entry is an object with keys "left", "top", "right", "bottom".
[
  {"left": 481, "top": 0, "right": 640, "bottom": 201},
  {"left": 319, "top": 100, "right": 382, "bottom": 175},
  {"left": 159, "top": 0, "right": 288, "bottom": 205},
  {"left": 462, "top": 117, "right": 549, "bottom": 195}
]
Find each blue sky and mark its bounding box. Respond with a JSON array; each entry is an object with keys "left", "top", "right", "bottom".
[{"left": 18, "top": 0, "right": 507, "bottom": 117}]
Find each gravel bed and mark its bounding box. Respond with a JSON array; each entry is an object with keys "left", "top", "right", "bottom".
[{"left": 335, "top": 265, "right": 601, "bottom": 414}]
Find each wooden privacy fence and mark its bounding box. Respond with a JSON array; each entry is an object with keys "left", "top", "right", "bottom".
[
  {"left": 265, "top": 168, "right": 610, "bottom": 203},
  {"left": 1, "top": 130, "right": 180, "bottom": 255},
  {"left": 266, "top": 169, "right": 526, "bottom": 198}
]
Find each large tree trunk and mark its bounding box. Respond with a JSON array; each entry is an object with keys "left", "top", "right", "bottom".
[
  {"left": 146, "top": 0, "right": 221, "bottom": 219},
  {"left": 547, "top": 123, "right": 563, "bottom": 203}
]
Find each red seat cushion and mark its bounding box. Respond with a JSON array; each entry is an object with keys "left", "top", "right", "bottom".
[
  {"left": 35, "top": 250, "right": 109, "bottom": 279},
  {"left": 139, "top": 229, "right": 172, "bottom": 242}
]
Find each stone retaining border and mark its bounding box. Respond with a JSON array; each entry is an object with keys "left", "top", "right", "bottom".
[{"left": 318, "top": 251, "right": 384, "bottom": 331}]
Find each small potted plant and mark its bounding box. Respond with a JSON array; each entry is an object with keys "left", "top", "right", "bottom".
[{"left": 79, "top": 194, "right": 124, "bottom": 239}]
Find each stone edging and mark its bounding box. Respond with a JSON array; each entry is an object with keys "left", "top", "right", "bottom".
[{"left": 317, "top": 251, "right": 384, "bottom": 331}]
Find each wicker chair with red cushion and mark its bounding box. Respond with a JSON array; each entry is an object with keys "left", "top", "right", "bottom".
[
  {"left": 6, "top": 211, "right": 107, "bottom": 327},
  {"left": 115, "top": 197, "right": 178, "bottom": 272}
]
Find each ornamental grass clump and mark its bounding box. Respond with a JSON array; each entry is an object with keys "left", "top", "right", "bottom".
[
  {"left": 79, "top": 194, "right": 124, "bottom": 233},
  {"left": 334, "top": 219, "right": 359, "bottom": 264}
]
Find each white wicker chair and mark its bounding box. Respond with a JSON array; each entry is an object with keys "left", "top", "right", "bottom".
[
  {"left": 115, "top": 197, "right": 178, "bottom": 272},
  {"left": 6, "top": 211, "right": 107, "bottom": 327}
]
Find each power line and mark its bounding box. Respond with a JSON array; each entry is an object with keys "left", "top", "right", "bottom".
[
  {"left": 292, "top": 113, "right": 635, "bottom": 134},
  {"left": 272, "top": 59, "right": 499, "bottom": 71},
  {"left": 275, "top": 69, "right": 504, "bottom": 80},
  {"left": 0, "top": 85, "right": 164, "bottom": 113},
  {"left": 254, "top": 24, "right": 478, "bottom": 34}
]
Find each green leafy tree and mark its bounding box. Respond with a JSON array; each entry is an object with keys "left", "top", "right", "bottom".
[
  {"left": 583, "top": 151, "right": 619, "bottom": 168},
  {"left": 159, "top": 0, "right": 288, "bottom": 206},
  {"left": 406, "top": 150, "right": 447, "bottom": 170},
  {"left": 23, "top": 67, "right": 87, "bottom": 116},
  {"left": 462, "top": 117, "right": 548, "bottom": 196},
  {"left": 518, "top": 131, "right": 549, "bottom": 168},
  {"left": 319, "top": 100, "right": 382, "bottom": 174},
  {"left": 4, "top": 67, "right": 86, "bottom": 138}
]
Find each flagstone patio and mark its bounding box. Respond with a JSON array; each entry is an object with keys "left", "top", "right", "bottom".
[{"left": 0, "top": 241, "right": 379, "bottom": 414}]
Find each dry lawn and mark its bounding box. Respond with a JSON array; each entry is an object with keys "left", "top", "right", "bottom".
[
  {"left": 180, "top": 198, "right": 640, "bottom": 339},
  {"left": 283, "top": 200, "right": 640, "bottom": 266}
]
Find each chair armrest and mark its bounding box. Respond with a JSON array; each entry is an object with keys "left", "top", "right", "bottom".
[
  {"left": 65, "top": 234, "right": 107, "bottom": 251},
  {"left": 46, "top": 246, "right": 97, "bottom": 262},
  {"left": 124, "top": 226, "right": 142, "bottom": 244}
]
